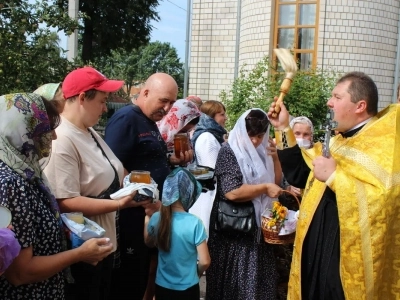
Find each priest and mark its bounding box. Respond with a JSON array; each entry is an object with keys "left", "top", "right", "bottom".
[{"left": 268, "top": 71, "right": 400, "bottom": 299}]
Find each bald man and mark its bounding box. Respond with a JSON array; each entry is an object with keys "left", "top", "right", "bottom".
[{"left": 105, "top": 73, "right": 193, "bottom": 299}]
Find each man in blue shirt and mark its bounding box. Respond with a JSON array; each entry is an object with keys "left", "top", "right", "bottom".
[{"left": 105, "top": 73, "right": 193, "bottom": 300}]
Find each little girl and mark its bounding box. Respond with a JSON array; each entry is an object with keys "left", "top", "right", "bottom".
[{"left": 144, "top": 167, "right": 210, "bottom": 300}]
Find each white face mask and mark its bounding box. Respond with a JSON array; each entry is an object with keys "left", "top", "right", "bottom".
[{"left": 296, "top": 138, "right": 311, "bottom": 149}]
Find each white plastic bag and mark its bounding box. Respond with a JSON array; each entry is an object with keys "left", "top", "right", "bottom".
[
  {"left": 61, "top": 213, "right": 105, "bottom": 248},
  {"left": 278, "top": 210, "right": 298, "bottom": 236},
  {"left": 110, "top": 174, "right": 159, "bottom": 202}
]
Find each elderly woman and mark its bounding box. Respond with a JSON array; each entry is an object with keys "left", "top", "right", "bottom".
[
  {"left": 0, "top": 93, "right": 113, "bottom": 299},
  {"left": 274, "top": 116, "right": 314, "bottom": 299},
  {"left": 157, "top": 99, "right": 201, "bottom": 153},
  {"left": 290, "top": 116, "right": 314, "bottom": 149},
  {"left": 43, "top": 67, "right": 150, "bottom": 300},
  {"left": 283, "top": 116, "right": 315, "bottom": 196},
  {"left": 206, "top": 109, "right": 282, "bottom": 299}
]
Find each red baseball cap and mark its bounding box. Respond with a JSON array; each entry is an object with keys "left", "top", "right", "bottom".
[{"left": 62, "top": 66, "right": 124, "bottom": 99}]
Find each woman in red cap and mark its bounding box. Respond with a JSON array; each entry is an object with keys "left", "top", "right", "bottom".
[{"left": 44, "top": 67, "right": 149, "bottom": 300}]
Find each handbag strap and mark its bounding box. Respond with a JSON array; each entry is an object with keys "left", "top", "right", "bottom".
[
  {"left": 88, "top": 129, "right": 122, "bottom": 268},
  {"left": 88, "top": 128, "right": 120, "bottom": 198},
  {"left": 88, "top": 128, "right": 119, "bottom": 177}
]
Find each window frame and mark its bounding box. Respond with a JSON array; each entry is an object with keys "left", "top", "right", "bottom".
[{"left": 273, "top": 0, "right": 320, "bottom": 70}]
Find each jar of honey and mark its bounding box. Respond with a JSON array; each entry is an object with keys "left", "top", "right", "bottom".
[
  {"left": 173, "top": 133, "right": 189, "bottom": 158},
  {"left": 130, "top": 170, "right": 151, "bottom": 184}
]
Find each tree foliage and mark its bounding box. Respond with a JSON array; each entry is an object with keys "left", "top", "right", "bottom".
[
  {"left": 95, "top": 41, "right": 184, "bottom": 97},
  {"left": 56, "top": 0, "right": 160, "bottom": 63},
  {"left": 219, "top": 56, "right": 340, "bottom": 139},
  {"left": 0, "top": 0, "right": 78, "bottom": 95}
]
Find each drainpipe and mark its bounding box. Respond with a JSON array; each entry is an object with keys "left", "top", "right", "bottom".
[
  {"left": 392, "top": 12, "right": 400, "bottom": 103},
  {"left": 183, "top": 0, "right": 191, "bottom": 98},
  {"left": 67, "top": 0, "right": 79, "bottom": 62},
  {"left": 234, "top": 0, "right": 242, "bottom": 79}
]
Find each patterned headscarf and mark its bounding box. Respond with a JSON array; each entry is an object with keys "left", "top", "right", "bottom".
[
  {"left": 0, "top": 93, "right": 72, "bottom": 281},
  {"left": 162, "top": 167, "right": 202, "bottom": 211},
  {"left": 157, "top": 99, "right": 201, "bottom": 151},
  {"left": 34, "top": 83, "right": 62, "bottom": 101},
  {"left": 228, "top": 109, "right": 275, "bottom": 226}
]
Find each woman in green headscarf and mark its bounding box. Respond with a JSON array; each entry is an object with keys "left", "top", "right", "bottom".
[{"left": 34, "top": 82, "right": 65, "bottom": 112}]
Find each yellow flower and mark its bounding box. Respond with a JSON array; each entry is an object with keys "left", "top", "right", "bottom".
[
  {"left": 266, "top": 201, "right": 288, "bottom": 229},
  {"left": 278, "top": 207, "right": 287, "bottom": 219},
  {"left": 273, "top": 201, "right": 281, "bottom": 211}
]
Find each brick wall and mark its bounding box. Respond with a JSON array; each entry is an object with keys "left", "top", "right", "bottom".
[
  {"left": 190, "top": 0, "right": 238, "bottom": 101},
  {"left": 190, "top": 0, "right": 400, "bottom": 108},
  {"left": 239, "top": 0, "right": 273, "bottom": 67},
  {"left": 318, "top": 0, "right": 400, "bottom": 108}
]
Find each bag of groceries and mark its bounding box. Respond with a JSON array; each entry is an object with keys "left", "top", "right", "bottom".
[{"left": 61, "top": 212, "right": 105, "bottom": 248}]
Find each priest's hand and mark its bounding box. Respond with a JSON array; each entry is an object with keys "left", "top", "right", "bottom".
[
  {"left": 267, "top": 96, "right": 290, "bottom": 130},
  {"left": 312, "top": 156, "right": 336, "bottom": 182}
]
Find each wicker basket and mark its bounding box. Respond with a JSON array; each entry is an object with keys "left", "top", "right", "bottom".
[{"left": 261, "top": 190, "right": 300, "bottom": 245}]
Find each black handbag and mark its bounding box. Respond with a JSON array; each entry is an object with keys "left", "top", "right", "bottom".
[{"left": 215, "top": 198, "right": 256, "bottom": 233}]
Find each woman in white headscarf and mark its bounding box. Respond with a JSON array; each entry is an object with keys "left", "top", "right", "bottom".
[
  {"left": 206, "top": 109, "right": 282, "bottom": 300},
  {"left": 284, "top": 116, "right": 314, "bottom": 196},
  {"left": 289, "top": 116, "right": 314, "bottom": 149},
  {"left": 274, "top": 116, "right": 314, "bottom": 300}
]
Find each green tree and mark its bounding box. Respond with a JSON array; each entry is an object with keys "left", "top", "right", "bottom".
[
  {"left": 220, "top": 56, "right": 340, "bottom": 139},
  {"left": 97, "top": 42, "right": 184, "bottom": 97},
  {"left": 136, "top": 41, "right": 184, "bottom": 88},
  {"left": 57, "top": 0, "right": 160, "bottom": 63},
  {"left": 0, "top": 0, "right": 78, "bottom": 95}
]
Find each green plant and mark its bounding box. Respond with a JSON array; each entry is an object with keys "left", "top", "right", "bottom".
[{"left": 219, "top": 55, "right": 340, "bottom": 141}]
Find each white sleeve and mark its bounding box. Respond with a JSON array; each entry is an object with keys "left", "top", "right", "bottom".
[{"left": 194, "top": 132, "right": 222, "bottom": 169}]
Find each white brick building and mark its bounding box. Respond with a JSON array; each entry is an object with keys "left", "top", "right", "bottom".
[{"left": 189, "top": 0, "right": 400, "bottom": 109}]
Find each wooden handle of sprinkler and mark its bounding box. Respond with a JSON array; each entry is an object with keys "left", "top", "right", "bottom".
[{"left": 271, "top": 77, "right": 293, "bottom": 118}]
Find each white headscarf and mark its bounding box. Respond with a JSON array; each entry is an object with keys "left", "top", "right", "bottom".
[
  {"left": 289, "top": 116, "right": 314, "bottom": 141},
  {"left": 227, "top": 108, "right": 275, "bottom": 226}
]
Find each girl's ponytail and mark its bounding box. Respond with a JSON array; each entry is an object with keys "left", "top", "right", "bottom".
[{"left": 157, "top": 205, "right": 172, "bottom": 252}]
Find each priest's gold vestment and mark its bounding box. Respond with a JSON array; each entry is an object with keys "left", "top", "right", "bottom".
[{"left": 288, "top": 104, "right": 400, "bottom": 300}]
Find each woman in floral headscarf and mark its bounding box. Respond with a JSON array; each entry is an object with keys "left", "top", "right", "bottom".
[
  {"left": 157, "top": 99, "right": 201, "bottom": 152},
  {"left": 144, "top": 168, "right": 210, "bottom": 300},
  {"left": 0, "top": 93, "right": 113, "bottom": 300}
]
